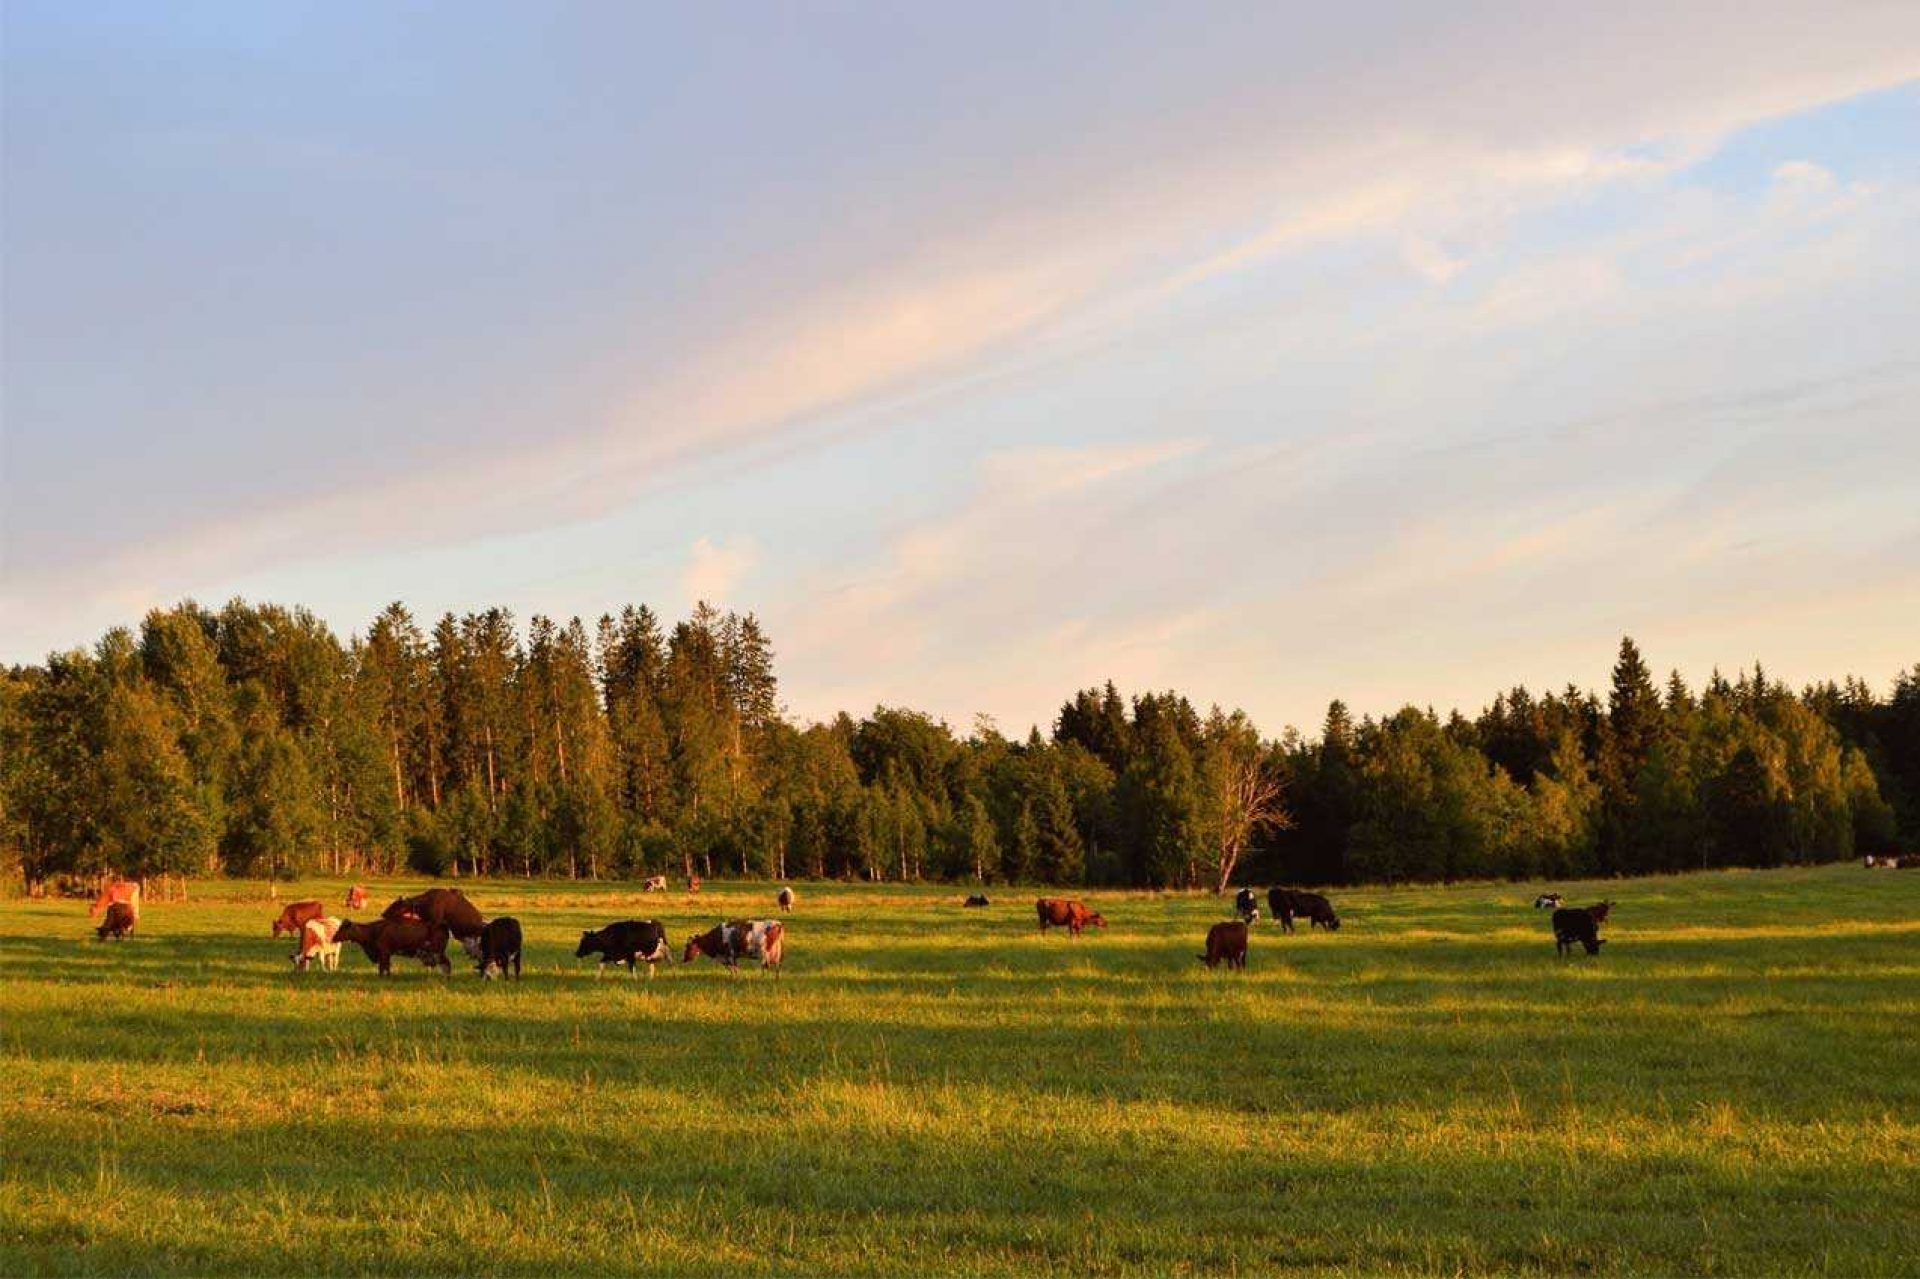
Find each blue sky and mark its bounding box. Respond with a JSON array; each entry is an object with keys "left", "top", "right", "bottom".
[{"left": 4, "top": 3, "right": 1918, "bottom": 734}]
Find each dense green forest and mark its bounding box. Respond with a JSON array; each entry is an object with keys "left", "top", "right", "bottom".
[{"left": 2, "top": 600, "right": 1914, "bottom": 891}]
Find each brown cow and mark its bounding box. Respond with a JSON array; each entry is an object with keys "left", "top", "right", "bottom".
[
  {"left": 345, "top": 885, "right": 369, "bottom": 909},
  {"left": 1200, "top": 920, "right": 1248, "bottom": 971},
  {"left": 383, "top": 888, "right": 485, "bottom": 943},
  {"left": 1036, "top": 898, "right": 1106, "bottom": 937},
  {"left": 272, "top": 899, "right": 327, "bottom": 937},
  {"left": 95, "top": 901, "right": 137, "bottom": 941},
  {"left": 90, "top": 879, "right": 140, "bottom": 921},
  {"left": 335, "top": 917, "right": 452, "bottom": 975}
]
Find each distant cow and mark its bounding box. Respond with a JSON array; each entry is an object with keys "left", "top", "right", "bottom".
[
  {"left": 1534, "top": 893, "right": 1563, "bottom": 909},
  {"left": 90, "top": 879, "right": 141, "bottom": 922},
  {"left": 1200, "top": 921, "right": 1249, "bottom": 971},
  {"left": 1233, "top": 887, "right": 1260, "bottom": 924},
  {"left": 963, "top": 895, "right": 991, "bottom": 908},
  {"left": 293, "top": 916, "right": 342, "bottom": 971},
  {"left": 684, "top": 920, "right": 785, "bottom": 975},
  {"left": 576, "top": 920, "right": 672, "bottom": 978},
  {"left": 1036, "top": 898, "right": 1106, "bottom": 937},
  {"left": 1552, "top": 906, "right": 1606, "bottom": 956},
  {"left": 473, "top": 917, "right": 523, "bottom": 980},
  {"left": 777, "top": 886, "right": 795, "bottom": 912},
  {"left": 1269, "top": 888, "right": 1339, "bottom": 932},
  {"left": 272, "top": 899, "right": 327, "bottom": 938},
  {"left": 95, "top": 901, "right": 137, "bottom": 942},
  {"left": 643, "top": 875, "right": 668, "bottom": 891},
  {"left": 335, "top": 917, "right": 452, "bottom": 975},
  {"left": 384, "top": 888, "right": 486, "bottom": 943},
  {"left": 345, "top": 885, "right": 369, "bottom": 909},
  {"left": 688, "top": 875, "right": 702, "bottom": 892}
]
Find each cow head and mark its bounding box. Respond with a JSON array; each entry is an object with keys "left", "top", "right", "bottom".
[
  {"left": 1582, "top": 937, "right": 1605, "bottom": 956},
  {"left": 1087, "top": 912, "right": 1107, "bottom": 929},
  {"left": 574, "top": 931, "right": 597, "bottom": 959},
  {"left": 682, "top": 936, "right": 705, "bottom": 964},
  {"left": 1325, "top": 913, "right": 1341, "bottom": 931}
]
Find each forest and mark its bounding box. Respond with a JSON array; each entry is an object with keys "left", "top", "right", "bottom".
[{"left": 2, "top": 599, "right": 1914, "bottom": 891}]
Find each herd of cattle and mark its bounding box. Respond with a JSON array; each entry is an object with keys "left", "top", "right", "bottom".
[{"left": 99, "top": 854, "right": 1890, "bottom": 971}]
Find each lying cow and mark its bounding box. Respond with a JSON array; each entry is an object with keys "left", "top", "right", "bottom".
[
  {"left": 1552, "top": 905, "right": 1607, "bottom": 956},
  {"left": 1200, "top": 920, "right": 1249, "bottom": 971},
  {"left": 963, "top": 894, "right": 991, "bottom": 908},
  {"left": 292, "top": 916, "right": 343, "bottom": 971},
  {"left": 473, "top": 917, "right": 523, "bottom": 980},
  {"left": 1036, "top": 898, "right": 1106, "bottom": 937},
  {"left": 684, "top": 920, "right": 785, "bottom": 976},
  {"left": 1534, "top": 893, "right": 1563, "bottom": 909},
  {"left": 1233, "top": 887, "right": 1260, "bottom": 925},
  {"left": 1269, "top": 888, "right": 1340, "bottom": 932},
  {"left": 335, "top": 917, "right": 452, "bottom": 975},
  {"left": 642, "top": 875, "right": 668, "bottom": 892},
  {"left": 384, "top": 888, "right": 486, "bottom": 946},
  {"left": 272, "top": 899, "right": 327, "bottom": 938},
  {"left": 777, "top": 886, "right": 795, "bottom": 912},
  {"left": 95, "top": 901, "right": 137, "bottom": 942},
  {"left": 576, "top": 920, "right": 672, "bottom": 978}
]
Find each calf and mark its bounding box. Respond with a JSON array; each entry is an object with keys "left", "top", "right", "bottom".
[
  {"left": 1233, "top": 887, "right": 1260, "bottom": 924},
  {"left": 683, "top": 920, "right": 784, "bottom": 975},
  {"left": 777, "top": 886, "right": 795, "bottom": 912},
  {"left": 576, "top": 920, "right": 672, "bottom": 978},
  {"left": 293, "top": 916, "right": 343, "bottom": 971},
  {"left": 384, "top": 888, "right": 486, "bottom": 945},
  {"left": 95, "top": 901, "right": 137, "bottom": 942},
  {"left": 473, "top": 917, "right": 523, "bottom": 980},
  {"left": 1552, "top": 906, "right": 1606, "bottom": 956},
  {"left": 1534, "top": 893, "right": 1563, "bottom": 909},
  {"left": 272, "top": 899, "right": 326, "bottom": 938},
  {"left": 334, "top": 917, "right": 452, "bottom": 975},
  {"left": 1200, "top": 920, "right": 1249, "bottom": 971},
  {"left": 1036, "top": 898, "right": 1106, "bottom": 937},
  {"left": 643, "top": 875, "right": 668, "bottom": 891}
]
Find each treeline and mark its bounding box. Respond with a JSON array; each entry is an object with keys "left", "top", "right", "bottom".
[{"left": 1, "top": 601, "right": 1914, "bottom": 891}]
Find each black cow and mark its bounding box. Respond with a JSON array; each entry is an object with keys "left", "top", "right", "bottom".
[
  {"left": 1552, "top": 907, "right": 1605, "bottom": 956},
  {"left": 1269, "top": 887, "right": 1340, "bottom": 932},
  {"left": 576, "top": 920, "right": 671, "bottom": 978},
  {"left": 472, "top": 916, "right": 523, "bottom": 980},
  {"left": 1233, "top": 887, "right": 1260, "bottom": 924},
  {"left": 963, "top": 895, "right": 991, "bottom": 907}
]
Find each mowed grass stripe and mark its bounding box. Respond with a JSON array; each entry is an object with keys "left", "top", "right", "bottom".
[{"left": 3, "top": 864, "right": 1916, "bottom": 1275}]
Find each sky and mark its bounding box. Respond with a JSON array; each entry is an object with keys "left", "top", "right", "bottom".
[{"left": 4, "top": 2, "right": 1919, "bottom": 736}]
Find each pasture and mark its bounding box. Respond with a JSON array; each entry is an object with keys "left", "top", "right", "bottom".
[{"left": 2, "top": 865, "right": 1916, "bottom": 1276}]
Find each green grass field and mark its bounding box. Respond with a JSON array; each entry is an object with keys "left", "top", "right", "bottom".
[{"left": 2, "top": 865, "right": 1916, "bottom": 1276}]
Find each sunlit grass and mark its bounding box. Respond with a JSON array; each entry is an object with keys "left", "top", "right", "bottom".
[{"left": 2, "top": 865, "right": 1916, "bottom": 1275}]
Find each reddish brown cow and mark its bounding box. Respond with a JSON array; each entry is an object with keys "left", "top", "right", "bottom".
[
  {"left": 90, "top": 879, "right": 140, "bottom": 921},
  {"left": 334, "top": 917, "right": 452, "bottom": 975},
  {"left": 272, "top": 899, "right": 327, "bottom": 937},
  {"left": 345, "top": 885, "right": 369, "bottom": 909},
  {"left": 383, "top": 888, "right": 485, "bottom": 942},
  {"left": 95, "top": 901, "right": 137, "bottom": 941},
  {"left": 1036, "top": 898, "right": 1106, "bottom": 937},
  {"left": 1200, "top": 920, "right": 1248, "bottom": 971}
]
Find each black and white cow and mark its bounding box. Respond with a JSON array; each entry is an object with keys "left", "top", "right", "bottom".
[{"left": 575, "top": 920, "right": 672, "bottom": 978}]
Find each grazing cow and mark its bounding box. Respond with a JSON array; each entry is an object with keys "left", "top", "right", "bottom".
[
  {"left": 575, "top": 920, "right": 672, "bottom": 978},
  {"left": 963, "top": 894, "right": 991, "bottom": 908},
  {"left": 1268, "top": 888, "right": 1339, "bottom": 932},
  {"left": 1200, "top": 920, "right": 1249, "bottom": 971},
  {"left": 1552, "top": 907, "right": 1606, "bottom": 956},
  {"left": 688, "top": 875, "right": 702, "bottom": 893},
  {"left": 1036, "top": 898, "right": 1106, "bottom": 937},
  {"left": 293, "top": 916, "right": 343, "bottom": 971},
  {"left": 683, "top": 920, "right": 785, "bottom": 975},
  {"left": 1233, "top": 887, "right": 1260, "bottom": 924},
  {"left": 384, "top": 888, "right": 486, "bottom": 945},
  {"left": 643, "top": 875, "right": 668, "bottom": 891},
  {"left": 345, "top": 885, "right": 368, "bottom": 909},
  {"left": 272, "top": 899, "right": 327, "bottom": 938},
  {"left": 95, "top": 901, "right": 137, "bottom": 942},
  {"left": 334, "top": 917, "right": 452, "bottom": 975},
  {"left": 90, "top": 879, "right": 141, "bottom": 922},
  {"left": 473, "top": 917, "right": 523, "bottom": 980},
  {"left": 777, "top": 886, "right": 795, "bottom": 912},
  {"left": 1534, "top": 893, "right": 1563, "bottom": 909}
]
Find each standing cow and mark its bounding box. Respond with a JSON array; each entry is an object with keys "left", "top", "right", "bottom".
[
  {"left": 272, "top": 900, "right": 327, "bottom": 938},
  {"left": 576, "top": 920, "right": 672, "bottom": 978},
  {"left": 1552, "top": 904, "right": 1610, "bottom": 956},
  {"left": 1200, "top": 921, "right": 1249, "bottom": 971},
  {"left": 292, "top": 916, "right": 343, "bottom": 971},
  {"left": 384, "top": 888, "right": 486, "bottom": 950},
  {"left": 335, "top": 917, "right": 452, "bottom": 975},
  {"left": 777, "top": 886, "right": 795, "bottom": 912},
  {"left": 1268, "top": 888, "right": 1340, "bottom": 932},
  {"left": 472, "top": 917, "right": 523, "bottom": 980},
  {"left": 1036, "top": 898, "right": 1106, "bottom": 937},
  {"left": 684, "top": 920, "right": 785, "bottom": 975},
  {"left": 95, "top": 901, "right": 137, "bottom": 941},
  {"left": 1232, "top": 887, "right": 1260, "bottom": 925}
]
